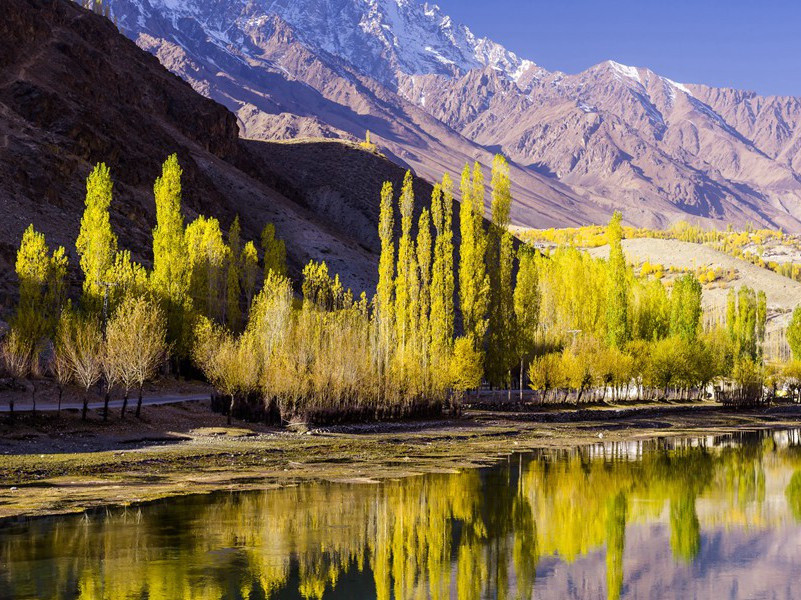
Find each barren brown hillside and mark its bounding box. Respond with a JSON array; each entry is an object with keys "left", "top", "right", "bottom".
[{"left": 0, "top": 0, "right": 463, "bottom": 313}]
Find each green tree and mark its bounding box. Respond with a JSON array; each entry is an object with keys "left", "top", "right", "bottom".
[
  {"left": 14, "top": 225, "right": 68, "bottom": 343},
  {"left": 226, "top": 216, "right": 242, "bottom": 331},
  {"left": 241, "top": 241, "right": 260, "bottom": 313},
  {"left": 76, "top": 163, "right": 118, "bottom": 309},
  {"left": 787, "top": 306, "right": 801, "bottom": 360},
  {"left": 395, "top": 171, "right": 416, "bottom": 350},
  {"left": 669, "top": 274, "right": 702, "bottom": 341},
  {"left": 186, "top": 216, "right": 229, "bottom": 323},
  {"left": 261, "top": 223, "right": 288, "bottom": 279},
  {"left": 459, "top": 164, "right": 489, "bottom": 350},
  {"left": 104, "top": 250, "right": 148, "bottom": 309},
  {"left": 416, "top": 207, "right": 432, "bottom": 360},
  {"left": 151, "top": 154, "right": 190, "bottom": 358},
  {"left": 430, "top": 175, "right": 455, "bottom": 359},
  {"left": 605, "top": 212, "right": 629, "bottom": 349},
  {"left": 514, "top": 246, "right": 540, "bottom": 398},
  {"left": 487, "top": 155, "right": 516, "bottom": 386},
  {"left": 727, "top": 286, "right": 764, "bottom": 361},
  {"left": 450, "top": 336, "right": 483, "bottom": 392},
  {"left": 376, "top": 181, "right": 396, "bottom": 366}
]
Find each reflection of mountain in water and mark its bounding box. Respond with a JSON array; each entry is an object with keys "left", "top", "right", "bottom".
[{"left": 1, "top": 429, "right": 800, "bottom": 599}]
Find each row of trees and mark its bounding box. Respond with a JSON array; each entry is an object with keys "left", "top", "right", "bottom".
[
  {"left": 1, "top": 156, "right": 286, "bottom": 420},
  {"left": 3, "top": 150, "right": 797, "bottom": 423},
  {"left": 524, "top": 215, "right": 774, "bottom": 405}
]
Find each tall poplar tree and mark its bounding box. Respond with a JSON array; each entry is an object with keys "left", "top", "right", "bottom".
[
  {"left": 416, "top": 207, "right": 432, "bottom": 361},
  {"left": 514, "top": 246, "right": 540, "bottom": 397},
  {"left": 376, "top": 181, "right": 396, "bottom": 370},
  {"left": 226, "top": 216, "right": 242, "bottom": 331},
  {"left": 395, "top": 171, "right": 415, "bottom": 351},
  {"left": 186, "top": 216, "right": 228, "bottom": 322},
  {"left": 241, "top": 241, "right": 260, "bottom": 313},
  {"left": 76, "top": 163, "right": 117, "bottom": 310},
  {"left": 669, "top": 274, "right": 702, "bottom": 341},
  {"left": 151, "top": 154, "right": 190, "bottom": 357},
  {"left": 606, "top": 211, "right": 629, "bottom": 349},
  {"left": 261, "top": 223, "right": 288, "bottom": 279},
  {"left": 487, "top": 155, "right": 515, "bottom": 385},
  {"left": 14, "top": 226, "right": 67, "bottom": 343},
  {"left": 441, "top": 174, "right": 455, "bottom": 344},
  {"left": 429, "top": 175, "right": 456, "bottom": 365},
  {"left": 459, "top": 164, "right": 489, "bottom": 351}
]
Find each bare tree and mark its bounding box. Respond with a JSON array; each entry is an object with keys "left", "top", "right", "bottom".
[
  {"left": 60, "top": 313, "right": 104, "bottom": 421},
  {"left": 193, "top": 318, "right": 257, "bottom": 425},
  {"left": 1, "top": 329, "right": 32, "bottom": 416},
  {"left": 50, "top": 321, "right": 74, "bottom": 414},
  {"left": 104, "top": 296, "right": 168, "bottom": 419},
  {"left": 101, "top": 348, "right": 118, "bottom": 422}
]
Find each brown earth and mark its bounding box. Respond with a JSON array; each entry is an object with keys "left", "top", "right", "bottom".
[
  {"left": 0, "top": 0, "right": 466, "bottom": 313},
  {"left": 1, "top": 397, "right": 801, "bottom": 520}
]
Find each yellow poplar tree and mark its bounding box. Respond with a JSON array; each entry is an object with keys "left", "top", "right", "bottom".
[
  {"left": 459, "top": 164, "right": 489, "bottom": 352},
  {"left": 186, "top": 216, "right": 228, "bottom": 322},
  {"left": 416, "top": 207, "right": 432, "bottom": 362},
  {"left": 76, "top": 163, "right": 118, "bottom": 310},
  {"left": 151, "top": 154, "right": 190, "bottom": 356},
  {"left": 241, "top": 240, "right": 260, "bottom": 313},
  {"left": 262, "top": 223, "right": 288, "bottom": 279},
  {"left": 104, "top": 250, "right": 148, "bottom": 308},
  {"left": 14, "top": 225, "right": 68, "bottom": 343},
  {"left": 395, "top": 171, "right": 415, "bottom": 351},
  {"left": 429, "top": 174, "right": 456, "bottom": 361},
  {"left": 487, "top": 155, "right": 515, "bottom": 386},
  {"left": 226, "top": 216, "right": 242, "bottom": 331},
  {"left": 606, "top": 211, "right": 630, "bottom": 349},
  {"left": 377, "top": 181, "right": 396, "bottom": 369}
]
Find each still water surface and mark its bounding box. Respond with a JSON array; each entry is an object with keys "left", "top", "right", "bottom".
[{"left": 2, "top": 429, "right": 801, "bottom": 599}]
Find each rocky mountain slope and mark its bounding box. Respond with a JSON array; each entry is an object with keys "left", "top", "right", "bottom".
[
  {"left": 0, "top": 0, "right": 447, "bottom": 306},
  {"left": 107, "top": 0, "right": 801, "bottom": 231}
]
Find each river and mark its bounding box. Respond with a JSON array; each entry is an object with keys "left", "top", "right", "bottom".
[{"left": 1, "top": 428, "right": 800, "bottom": 599}]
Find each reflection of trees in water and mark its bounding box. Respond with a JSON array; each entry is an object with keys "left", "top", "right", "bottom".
[
  {"left": 605, "top": 491, "right": 627, "bottom": 600},
  {"left": 2, "top": 432, "right": 801, "bottom": 600},
  {"left": 788, "top": 471, "right": 801, "bottom": 522},
  {"left": 670, "top": 493, "right": 701, "bottom": 562}
]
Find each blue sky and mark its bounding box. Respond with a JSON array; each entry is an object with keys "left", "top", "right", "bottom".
[{"left": 434, "top": 0, "right": 801, "bottom": 96}]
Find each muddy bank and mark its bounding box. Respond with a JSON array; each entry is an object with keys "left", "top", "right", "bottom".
[{"left": 1, "top": 400, "right": 800, "bottom": 520}]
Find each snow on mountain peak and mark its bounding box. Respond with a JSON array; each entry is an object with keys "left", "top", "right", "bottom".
[
  {"left": 607, "top": 60, "right": 642, "bottom": 84},
  {"left": 264, "top": 0, "right": 535, "bottom": 84},
  {"left": 124, "top": 0, "right": 535, "bottom": 86}
]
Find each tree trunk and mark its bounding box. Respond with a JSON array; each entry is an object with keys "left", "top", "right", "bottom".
[
  {"left": 135, "top": 385, "right": 144, "bottom": 418},
  {"left": 57, "top": 387, "right": 63, "bottom": 415},
  {"left": 121, "top": 389, "right": 129, "bottom": 419},
  {"left": 507, "top": 370, "right": 511, "bottom": 403},
  {"left": 103, "top": 390, "right": 111, "bottom": 421},
  {"left": 31, "top": 380, "right": 37, "bottom": 416},
  {"left": 228, "top": 394, "right": 235, "bottom": 425},
  {"left": 519, "top": 358, "right": 524, "bottom": 405},
  {"left": 82, "top": 392, "right": 89, "bottom": 421}
]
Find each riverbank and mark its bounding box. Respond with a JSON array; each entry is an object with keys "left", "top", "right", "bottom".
[{"left": 1, "top": 399, "right": 800, "bottom": 520}]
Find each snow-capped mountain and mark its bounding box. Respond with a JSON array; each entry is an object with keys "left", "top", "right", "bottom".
[
  {"left": 117, "top": 0, "right": 534, "bottom": 84},
  {"left": 106, "top": 0, "right": 801, "bottom": 230}
]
